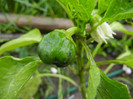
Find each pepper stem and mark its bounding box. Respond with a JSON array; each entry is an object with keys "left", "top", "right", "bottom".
[{"left": 65, "top": 27, "right": 79, "bottom": 37}]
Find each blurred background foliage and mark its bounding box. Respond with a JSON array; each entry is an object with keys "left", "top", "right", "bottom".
[
  {"left": 0, "top": 0, "right": 67, "bottom": 17},
  {"left": 0, "top": 0, "right": 67, "bottom": 33},
  {"left": 0, "top": 0, "right": 132, "bottom": 33}
]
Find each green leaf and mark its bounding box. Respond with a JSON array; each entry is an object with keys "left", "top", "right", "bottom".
[
  {"left": 0, "top": 28, "right": 42, "bottom": 55},
  {"left": 78, "top": 0, "right": 95, "bottom": 21},
  {"left": 81, "top": 40, "right": 101, "bottom": 99},
  {"left": 87, "top": 65, "right": 100, "bottom": 99},
  {"left": 57, "top": 0, "right": 95, "bottom": 22},
  {"left": 81, "top": 40, "right": 131, "bottom": 98},
  {"left": 20, "top": 76, "right": 42, "bottom": 99},
  {"left": 110, "top": 22, "right": 133, "bottom": 35},
  {"left": 96, "top": 70, "right": 131, "bottom": 99},
  {"left": 87, "top": 65, "right": 131, "bottom": 99},
  {"left": 0, "top": 56, "right": 41, "bottom": 99},
  {"left": 101, "top": 0, "right": 133, "bottom": 22},
  {"left": 98, "top": 0, "right": 111, "bottom": 14},
  {"left": 97, "top": 54, "right": 133, "bottom": 68}
]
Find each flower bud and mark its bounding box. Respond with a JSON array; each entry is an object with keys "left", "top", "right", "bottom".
[
  {"left": 51, "top": 67, "right": 58, "bottom": 74},
  {"left": 123, "top": 65, "right": 132, "bottom": 74}
]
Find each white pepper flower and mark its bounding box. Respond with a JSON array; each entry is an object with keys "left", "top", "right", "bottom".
[{"left": 91, "top": 22, "right": 116, "bottom": 43}]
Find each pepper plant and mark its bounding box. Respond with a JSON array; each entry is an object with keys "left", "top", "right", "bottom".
[{"left": 0, "top": 0, "right": 133, "bottom": 99}]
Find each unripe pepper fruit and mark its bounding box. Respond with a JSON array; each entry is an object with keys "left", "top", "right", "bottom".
[{"left": 38, "top": 28, "right": 78, "bottom": 67}]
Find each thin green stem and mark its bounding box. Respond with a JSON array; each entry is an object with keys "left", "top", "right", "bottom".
[
  {"left": 58, "top": 68, "right": 63, "bottom": 99},
  {"left": 66, "top": 27, "right": 79, "bottom": 37},
  {"left": 38, "top": 73, "right": 79, "bottom": 89},
  {"left": 84, "top": 42, "right": 102, "bottom": 69},
  {"left": 92, "top": 42, "right": 102, "bottom": 57},
  {"left": 66, "top": 70, "right": 70, "bottom": 98},
  {"left": 104, "top": 49, "right": 131, "bottom": 74},
  {"left": 86, "top": 38, "right": 94, "bottom": 44},
  {"left": 76, "top": 40, "right": 87, "bottom": 99},
  {"left": 78, "top": 70, "right": 87, "bottom": 99},
  {"left": 104, "top": 63, "right": 115, "bottom": 74},
  {"left": 81, "top": 40, "right": 96, "bottom": 66}
]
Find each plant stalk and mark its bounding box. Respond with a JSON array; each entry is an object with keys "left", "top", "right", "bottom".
[
  {"left": 58, "top": 68, "right": 63, "bottom": 99},
  {"left": 92, "top": 42, "right": 102, "bottom": 57},
  {"left": 76, "top": 40, "right": 87, "bottom": 99},
  {"left": 78, "top": 70, "right": 87, "bottom": 99},
  {"left": 66, "top": 27, "right": 79, "bottom": 37}
]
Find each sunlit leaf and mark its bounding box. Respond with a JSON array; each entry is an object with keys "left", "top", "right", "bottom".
[
  {"left": 97, "top": 54, "right": 133, "bottom": 68},
  {"left": 110, "top": 21, "right": 133, "bottom": 35},
  {"left": 82, "top": 40, "right": 131, "bottom": 98},
  {"left": 20, "top": 76, "right": 41, "bottom": 99},
  {"left": 87, "top": 65, "right": 131, "bottom": 99},
  {"left": 101, "top": 0, "right": 133, "bottom": 22},
  {"left": 96, "top": 70, "right": 131, "bottom": 99},
  {"left": 87, "top": 65, "right": 100, "bottom": 99},
  {"left": 57, "top": 0, "right": 95, "bottom": 22},
  {"left": 0, "top": 56, "right": 41, "bottom": 99},
  {"left": 98, "top": 0, "right": 111, "bottom": 14},
  {"left": 0, "top": 28, "right": 42, "bottom": 55}
]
